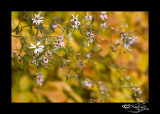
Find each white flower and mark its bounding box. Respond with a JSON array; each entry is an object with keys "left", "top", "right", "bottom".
[
  {"left": 71, "top": 14, "right": 79, "bottom": 23},
  {"left": 43, "top": 57, "right": 48, "bottom": 63},
  {"left": 47, "top": 50, "right": 52, "bottom": 56},
  {"left": 69, "top": 32, "right": 73, "bottom": 42},
  {"left": 137, "top": 87, "right": 142, "bottom": 94},
  {"left": 54, "top": 36, "right": 65, "bottom": 50},
  {"left": 13, "top": 51, "right": 16, "bottom": 56},
  {"left": 87, "top": 31, "right": 94, "bottom": 47},
  {"left": 53, "top": 25, "right": 57, "bottom": 29},
  {"left": 100, "top": 11, "right": 108, "bottom": 21},
  {"left": 53, "top": 24, "right": 60, "bottom": 29},
  {"left": 97, "top": 44, "right": 101, "bottom": 49},
  {"left": 29, "top": 41, "right": 44, "bottom": 54},
  {"left": 71, "top": 14, "right": 80, "bottom": 29},
  {"left": 32, "top": 60, "right": 38, "bottom": 66},
  {"left": 72, "top": 21, "right": 80, "bottom": 29},
  {"left": 85, "top": 12, "right": 92, "bottom": 20},
  {"left": 54, "top": 43, "right": 60, "bottom": 50},
  {"left": 87, "top": 31, "right": 94, "bottom": 38},
  {"left": 86, "top": 53, "right": 92, "bottom": 59},
  {"left": 84, "top": 80, "right": 92, "bottom": 87},
  {"left": 37, "top": 73, "right": 44, "bottom": 86},
  {"left": 17, "top": 54, "right": 21, "bottom": 58},
  {"left": 29, "top": 41, "right": 44, "bottom": 53},
  {"left": 88, "top": 38, "right": 93, "bottom": 47},
  {"left": 32, "top": 13, "right": 44, "bottom": 25},
  {"left": 60, "top": 41, "right": 64, "bottom": 47},
  {"left": 101, "top": 90, "right": 104, "bottom": 94},
  {"left": 126, "top": 76, "right": 131, "bottom": 80},
  {"left": 100, "top": 22, "right": 107, "bottom": 31},
  {"left": 121, "top": 32, "right": 138, "bottom": 50}
]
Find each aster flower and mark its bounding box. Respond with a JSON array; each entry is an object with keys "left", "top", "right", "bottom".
[
  {"left": 100, "top": 11, "right": 108, "bottom": 21},
  {"left": 87, "top": 37, "right": 93, "bottom": 47},
  {"left": 85, "top": 12, "right": 92, "bottom": 20},
  {"left": 13, "top": 51, "right": 16, "bottom": 56},
  {"left": 83, "top": 80, "right": 93, "bottom": 88},
  {"left": 122, "top": 34, "right": 138, "bottom": 50},
  {"left": 53, "top": 24, "right": 60, "bottom": 29},
  {"left": 87, "top": 31, "right": 94, "bottom": 47},
  {"left": 54, "top": 36, "right": 65, "bottom": 50},
  {"left": 54, "top": 43, "right": 60, "bottom": 50},
  {"left": 29, "top": 41, "right": 44, "bottom": 54},
  {"left": 32, "top": 60, "right": 38, "bottom": 66},
  {"left": 47, "top": 50, "right": 52, "bottom": 57},
  {"left": 43, "top": 57, "right": 48, "bottom": 63},
  {"left": 37, "top": 72, "right": 44, "bottom": 86},
  {"left": 137, "top": 87, "right": 142, "bottom": 94},
  {"left": 32, "top": 13, "right": 44, "bottom": 25},
  {"left": 87, "top": 31, "right": 94, "bottom": 38},
  {"left": 86, "top": 52, "right": 92, "bottom": 59},
  {"left": 71, "top": 14, "right": 80, "bottom": 29},
  {"left": 100, "top": 22, "right": 107, "bottom": 31},
  {"left": 71, "top": 14, "right": 79, "bottom": 23},
  {"left": 17, "top": 54, "right": 21, "bottom": 58}
]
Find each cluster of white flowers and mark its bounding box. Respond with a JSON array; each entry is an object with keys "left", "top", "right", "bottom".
[
  {"left": 121, "top": 32, "right": 138, "bottom": 50},
  {"left": 54, "top": 35, "right": 65, "bottom": 50},
  {"left": 12, "top": 51, "right": 22, "bottom": 62},
  {"left": 71, "top": 14, "right": 80, "bottom": 29},
  {"left": 36, "top": 72, "right": 44, "bottom": 86},
  {"left": 137, "top": 87, "right": 142, "bottom": 94},
  {"left": 100, "top": 11, "right": 108, "bottom": 31},
  {"left": 100, "top": 22, "right": 107, "bottom": 31},
  {"left": 87, "top": 31, "right": 94, "bottom": 47},
  {"left": 32, "top": 59, "right": 38, "bottom": 66},
  {"left": 100, "top": 11, "right": 108, "bottom": 21},
  {"left": 32, "top": 13, "right": 44, "bottom": 25},
  {"left": 98, "top": 81, "right": 109, "bottom": 95}
]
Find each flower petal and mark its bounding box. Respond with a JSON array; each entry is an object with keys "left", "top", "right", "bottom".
[
  {"left": 39, "top": 45, "right": 44, "bottom": 48},
  {"left": 37, "top": 41, "right": 41, "bottom": 46}
]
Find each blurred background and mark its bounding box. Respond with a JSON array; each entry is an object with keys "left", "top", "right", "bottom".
[{"left": 11, "top": 11, "right": 149, "bottom": 103}]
